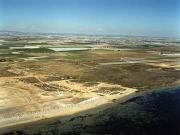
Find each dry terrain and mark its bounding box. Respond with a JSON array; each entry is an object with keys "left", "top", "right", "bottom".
[{"left": 0, "top": 35, "right": 180, "bottom": 134}]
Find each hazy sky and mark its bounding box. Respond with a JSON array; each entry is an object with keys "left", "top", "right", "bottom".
[{"left": 0, "top": 0, "right": 179, "bottom": 37}]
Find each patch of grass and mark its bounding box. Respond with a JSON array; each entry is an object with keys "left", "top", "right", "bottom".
[
  {"left": 14, "top": 48, "right": 54, "bottom": 53},
  {"left": 0, "top": 53, "right": 32, "bottom": 58},
  {"left": 0, "top": 46, "right": 9, "bottom": 49},
  {"left": 64, "top": 54, "right": 90, "bottom": 61}
]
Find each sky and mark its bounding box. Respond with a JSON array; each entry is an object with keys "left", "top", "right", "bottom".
[{"left": 0, "top": 0, "right": 179, "bottom": 37}]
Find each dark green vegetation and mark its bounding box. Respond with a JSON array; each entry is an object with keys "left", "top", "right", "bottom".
[
  {"left": 13, "top": 48, "right": 54, "bottom": 53},
  {"left": 0, "top": 53, "right": 32, "bottom": 58}
]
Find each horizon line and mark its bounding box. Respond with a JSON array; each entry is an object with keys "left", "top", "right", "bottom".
[{"left": 0, "top": 30, "right": 179, "bottom": 39}]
